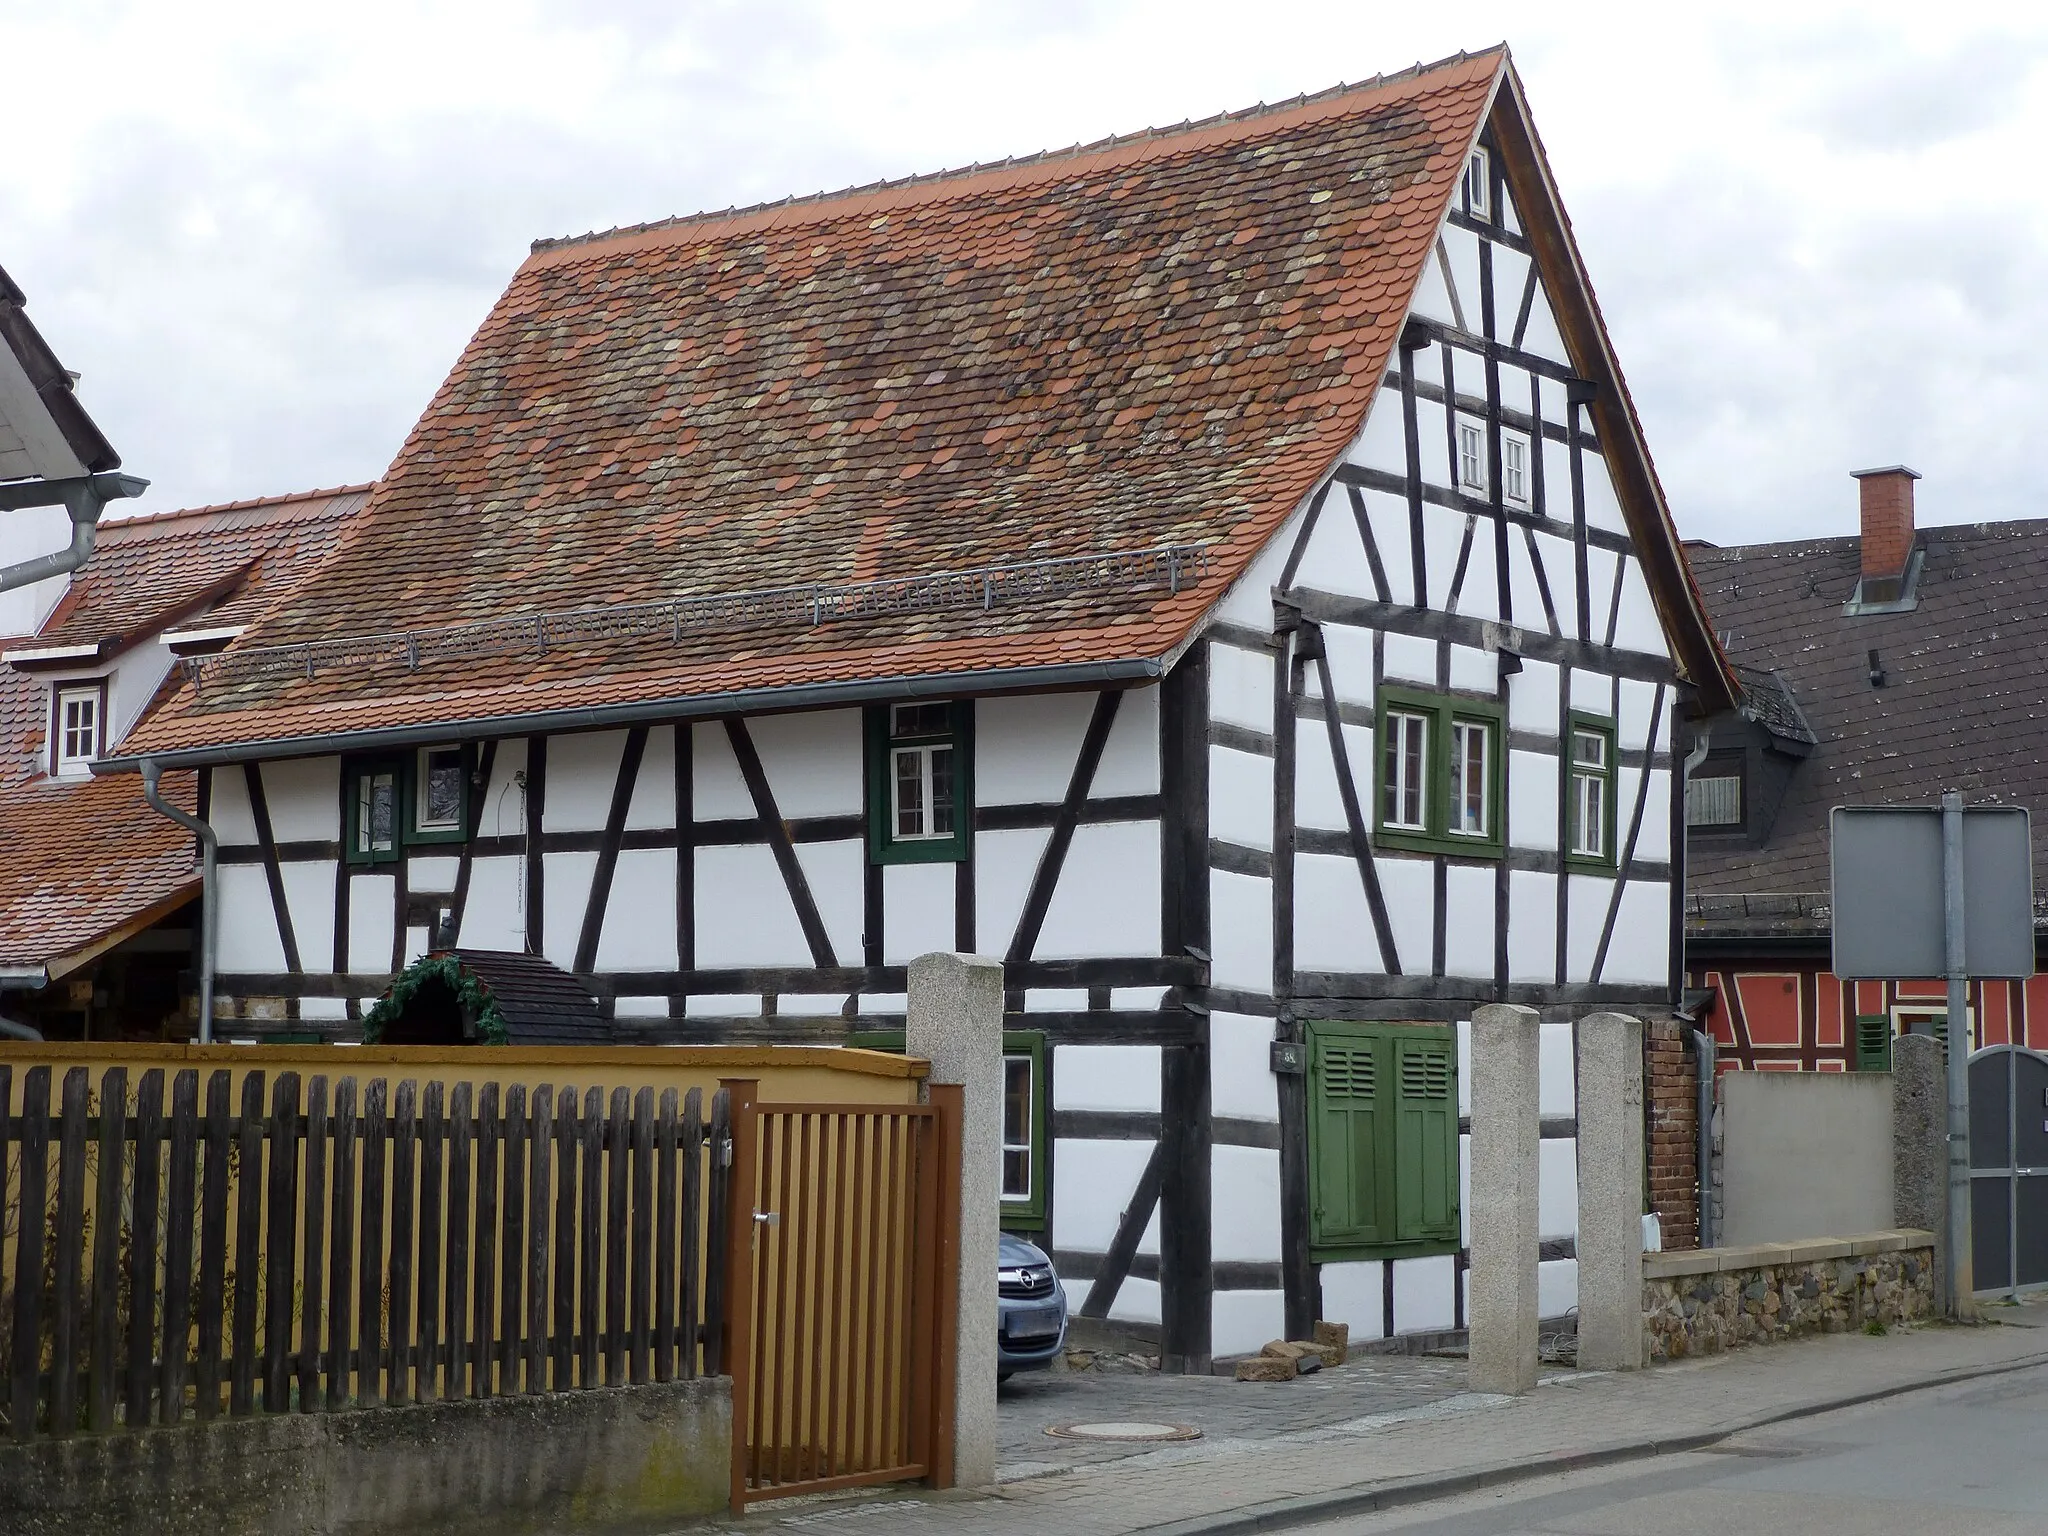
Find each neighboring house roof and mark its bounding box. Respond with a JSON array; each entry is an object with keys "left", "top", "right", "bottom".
[
  {"left": 1729, "top": 662, "right": 1817, "bottom": 748},
  {"left": 113, "top": 47, "right": 1730, "bottom": 767},
  {"left": 1686, "top": 520, "right": 2048, "bottom": 906},
  {"left": 0, "top": 262, "right": 120, "bottom": 483},
  {"left": 0, "top": 487, "right": 373, "bottom": 972}
]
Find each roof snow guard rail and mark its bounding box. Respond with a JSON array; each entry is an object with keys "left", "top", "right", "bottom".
[{"left": 183, "top": 541, "right": 1214, "bottom": 694}]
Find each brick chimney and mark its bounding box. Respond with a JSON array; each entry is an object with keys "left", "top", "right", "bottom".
[{"left": 1852, "top": 465, "right": 1920, "bottom": 602}]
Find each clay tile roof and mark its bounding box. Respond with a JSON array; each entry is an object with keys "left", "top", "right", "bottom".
[
  {"left": 117, "top": 49, "right": 1512, "bottom": 761},
  {"left": 0, "top": 486, "right": 373, "bottom": 969}
]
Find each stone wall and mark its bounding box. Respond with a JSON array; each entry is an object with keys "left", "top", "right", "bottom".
[
  {"left": 1643, "top": 1230, "right": 1935, "bottom": 1362},
  {"left": 1644, "top": 1018, "right": 1699, "bottom": 1250},
  {"left": 0, "top": 1376, "right": 730, "bottom": 1536}
]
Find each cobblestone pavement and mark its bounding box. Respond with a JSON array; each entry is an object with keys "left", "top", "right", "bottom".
[{"left": 680, "top": 1304, "right": 2048, "bottom": 1536}]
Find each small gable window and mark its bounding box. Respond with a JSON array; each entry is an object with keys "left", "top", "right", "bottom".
[
  {"left": 866, "top": 701, "right": 973, "bottom": 864},
  {"left": 51, "top": 682, "right": 104, "bottom": 777},
  {"left": 1457, "top": 419, "right": 1487, "bottom": 495},
  {"left": 1464, "top": 148, "right": 1490, "bottom": 220}
]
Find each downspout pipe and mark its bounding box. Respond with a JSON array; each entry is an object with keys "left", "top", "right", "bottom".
[
  {"left": 1691, "top": 1028, "right": 1716, "bottom": 1249},
  {"left": 141, "top": 758, "right": 216, "bottom": 1043},
  {"left": 0, "top": 471, "right": 148, "bottom": 594},
  {"left": 0, "top": 1014, "right": 43, "bottom": 1042}
]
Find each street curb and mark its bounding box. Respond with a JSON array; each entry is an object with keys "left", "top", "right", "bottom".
[{"left": 1130, "top": 1344, "right": 2048, "bottom": 1536}]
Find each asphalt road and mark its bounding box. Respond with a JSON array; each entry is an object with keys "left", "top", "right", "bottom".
[{"left": 1302, "top": 1361, "right": 2048, "bottom": 1535}]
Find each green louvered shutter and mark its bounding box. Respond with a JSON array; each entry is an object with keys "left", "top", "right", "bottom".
[
  {"left": 1393, "top": 1034, "right": 1460, "bottom": 1243},
  {"left": 1309, "top": 1024, "right": 1386, "bottom": 1248},
  {"left": 1854, "top": 1016, "right": 1892, "bottom": 1073}
]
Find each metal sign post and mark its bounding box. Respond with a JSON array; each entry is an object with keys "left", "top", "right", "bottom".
[{"left": 1832, "top": 799, "right": 2034, "bottom": 1318}]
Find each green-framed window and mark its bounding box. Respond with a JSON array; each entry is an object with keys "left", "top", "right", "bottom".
[
  {"left": 865, "top": 701, "right": 972, "bottom": 865},
  {"left": 1564, "top": 714, "right": 1618, "bottom": 870},
  {"left": 343, "top": 745, "right": 471, "bottom": 866},
  {"left": 1373, "top": 688, "right": 1505, "bottom": 858},
  {"left": 1307, "top": 1020, "right": 1459, "bottom": 1261},
  {"left": 1854, "top": 1015, "right": 1893, "bottom": 1073},
  {"left": 848, "top": 1027, "right": 1047, "bottom": 1231}
]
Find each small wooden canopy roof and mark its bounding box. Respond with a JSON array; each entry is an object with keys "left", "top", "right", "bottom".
[{"left": 367, "top": 949, "right": 609, "bottom": 1046}]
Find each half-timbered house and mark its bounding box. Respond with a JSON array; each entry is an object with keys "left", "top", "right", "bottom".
[{"left": 105, "top": 48, "right": 1733, "bottom": 1366}]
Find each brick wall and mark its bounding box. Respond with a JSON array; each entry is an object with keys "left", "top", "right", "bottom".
[{"left": 1645, "top": 1017, "right": 1699, "bottom": 1250}]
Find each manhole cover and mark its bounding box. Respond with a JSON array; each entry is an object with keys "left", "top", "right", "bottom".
[{"left": 1044, "top": 1421, "right": 1202, "bottom": 1442}]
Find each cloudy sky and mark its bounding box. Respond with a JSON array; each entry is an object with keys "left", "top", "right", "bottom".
[{"left": 5, "top": 1, "right": 2043, "bottom": 544}]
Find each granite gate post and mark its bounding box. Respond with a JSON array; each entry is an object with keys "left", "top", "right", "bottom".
[
  {"left": 1892, "top": 1032, "right": 1948, "bottom": 1303},
  {"left": 906, "top": 951, "right": 1004, "bottom": 1488},
  {"left": 1467, "top": 1002, "right": 1541, "bottom": 1395},
  {"left": 1576, "top": 1011, "right": 1645, "bottom": 1371}
]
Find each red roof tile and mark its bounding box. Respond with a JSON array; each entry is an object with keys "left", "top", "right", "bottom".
[{"left": 119, "top": 51, "right": 1512, "bottom": 758}]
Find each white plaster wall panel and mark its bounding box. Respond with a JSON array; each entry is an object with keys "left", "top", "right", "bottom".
[
  {"left": 689, "top": 724, "right": 754, "bottom": 821},
  {"left": 695, "top": 843, "right": 811, "bottom": 967},
  {"left": 301, "top": 998, "right": 348, "bottom": 1022},
  {"left": 1109, "top": 1276, "right": 1162, "bottom": 1328},
  {"left": 257, "top": 757, "right": 340, "bottom": 843},
  {"left": 1207, "top": 643, "right": 1274, "bottom": 732},
  {"left": 1053, "top": 1045, "right": 1160, "bottom": 1112},
  {"left": 1441, "top": 229, "right": 1482, "bottom": 333},
  {"left": 1447, "top": 348, "right": 1486, "bottom": 409},
  {"left": 687, "top": 994, "right": 761, "bottom": 1017},
  {"left": 1531, "top": 530, "right": 1580, "bottom": 631},
  {"left": 1212, "top": 1292, "right": 1285, "bottom": 1361},
  {"left": 1292, "top": 726, "right": 1350, "bottom": 834},
  {"left": 1375, "top": 854, "right": 1433, "bottom": 975},
  {"left": 476, "top": 739, "right": 529, "bottom": 842},
  {"left": 1412, "top": 395, "right": 1450, "bottom": 487},
  {"left": 1034, "top": 821, "right": 1160, "bottom": 959},
  {"left": 1408, "top": 254, "right": 1457, "bottom": 329},
  {"left": 1634, "top": 769, "right": 1673, "bottom": 863},
  {"left": 1505, "top": 870, "right": 1559, "bottom": 985},
  {"left": 455, "top": 860, "right": 524, "bottom": 951},
  {"left": 1212, "top": 1145, "right": 1282, "bottom": 1263},
  {"left": 407, "top": 856, "right": 459, "bottom": 894},
  {"left": 882, "top": 860, "right": 954, "bottom": 965},
  {"left": 1536, "top": 377, "right": 1572, "bottom": 436},
  {"left": 1570, "top": 667, "right": 1616, "bottom": 716},
  {"left": 1136, "top": 1203, "right": 1161, "bottom": 1258},
  {"left": 544, "top": 731, "right": 626, "bottom": 833},
  {"left": 1603, "top": 880, "right": 1670, "bottom": 986},
  {"left": 1539, "top": 1258, "right": 1579, "bottom": 1319},
  {"left": 1052, "top": 1137, "right": 1155, "bottom": 1254},
  {"left": 1381, "top": 631, "right": 1437, "bottom": 687},
  {"left": 1611, "top": 559, "right": 1667, "bottom": 657},
  {"left": 1293, "top": 853, "right": 1377, "bottom": 973},
  {"left": 1564, "top": 874, "right": 1610, "bottom": 984},
  {"left": 1392, "top": 1254, "right": 1457, "bottom": 1334},
  {"left": 1026, "top": 989, "right": 1089, "bottom": 1012},
  {"left": 1508, "top": 749, "right": 1559, "bottom": 850},
  {"left": 1211, "top": 1012, "right": 1279, "bottom": 1121},
  {"left": 539, "top": 851, "right": 598, "bottom": 969},
  {"left": 625, "top": 726, "right": 677, "bottom": 830},
  {"left": 344, "top": 873, "right": 395, "bottom": 975},
  {"left": 218, "top": 866, "right": 289, "bottom": 972},
  {"left": 1506, "top": 533, "right": 1558, "bottom": 636},
  {"left": 594, "top": 849, "right": 679, "bottom": 970},
  {"left": 1490, "top": 246, "right": 1532, "bottom": 328},
  {"left": 1439, "top": 863, "right": 1496, "bottom": 980},
  {"left": 1451, "top": 524, "right": 1499, "bottom": 623},
  {"left": 859, "top": 993, "right": 908, "bottom": 1015},
  {"left": 403, "top": 926, "right": 431, "bottom": 967},
  {"left": 1616, "top": 679, "right": 1660, "bottom": 753},
  {"left": 751, "top": 709, "right": 863, "bottom": 818},
  {"left": 279, "top": 863, "right": 336, "bottom": 973},
  {"left": 1295, "top": 490, "right": 1383, "bottom": 602},
  {"left": 1446, "top": 643, "right": 1495, "bottom": 694},
  {"left": 1518, "top": 280, "right": 1571, "bottom": 367},
  {"left": 1539, "top": 1137, "right": 1579, "bottom": 1238},
  {"left": 1506, "top": 659, "right": 1559, "bottom": 735},
  {"left": 778, "top": 993, "right": 850, "bottom": 1016},
  {"left": 1539, "top": 436, "right": 1574, "bottom": 527},
  {"left": 1209, "top": 871, "right": 1271, "bottom": 993},
  {"left": 1361, "top": 487, "right": 1416, "bottom": 608},
  {"left": 1455, "top": 1020, "right": 1472, "bottom": 1116},
  {"left": 1111, "top": 987, "right": 1166, "bottom": 1009},
  {"left": 1539, "top": 1019, "right": 1577, "bottom": 1117},
  {"left": 1344, "top": 388, "right": 1407, "bottom": 474},
  {"left": 1209, "top": 747, "right": 1273, "bottom": 852},
  {"left": 1580, "top": 548, "right": 1620, "bottom": 646},
  {"left": 612, "top": 997, "right": 669, "bottom": 1018},
  {"left": 974, "top": 827, "right": 1049, "bottom": 958},
  {"left": 976, "top": 693, "right": 1091, "bottom": 806},
  {"left": 1581, "top": 452, "right": 1630, "bottom": 535},
  {"left": 1317, "top": 1262, "right": 1386, "bottom": 1341},
  {"left": 108, "top": 641, "right": 173, "bottom": 745},
  {"left": 208, "top": 766, "right": 260, "bottom": 847},
  {"left": 792, "top": 840, "right": 864, "bottom": 963},
  {"left": 0, "top": 508, "right": 68, "bottom": 632},
  {"left": 1211, "top": 498, "right": 1301, "bottom": 629},
  {"left": 1500, "top": 185, "right": 1523, "bottom": 236},
  {"left": 1420, "top": 511, "right": 1468, "bottom": 612},
  {"left": 1320, "top": 622, "right": 1377, "bottom": 707},
  {"left": 1091, "top": 684, "right": 1160, "bottom": 798}
]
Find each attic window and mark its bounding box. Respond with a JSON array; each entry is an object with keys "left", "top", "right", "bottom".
[
  {"left": 867, "top": 701, "right": 973, "bottom": 865},
  {"left": 1502, "top": 431, "right": 1530, "bottom": 508},
  {"left": 1464, "top": 148, "right": 1490, "bottom": 219},
  {"left": 1686, "top": 772, "right": 1743, "bottom": 829},
  {"left": 51, "top": 682, "right": 104, "bottom": 778},
  {"left": 1457, "top": 419, "right": 1487, "bottom": 495}
]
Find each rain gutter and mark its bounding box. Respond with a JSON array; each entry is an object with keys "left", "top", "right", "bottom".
[
  {"left": 0, "top": 471, "right": 149, "bottom": 594},
  {"left": 140, "top": 758, "right": 216, "bottom": 1043}
]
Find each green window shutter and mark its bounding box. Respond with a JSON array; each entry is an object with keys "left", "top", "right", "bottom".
[
  {"left": 1308, "top": 1026, "right": 1386, "bottom": 1249},
  {"left": 1392, "top": 1035, "right": 1460, "bottom": 1243},
  {"left": 1854, "top": 1016, "right": 1892, "bottom": 1073}
]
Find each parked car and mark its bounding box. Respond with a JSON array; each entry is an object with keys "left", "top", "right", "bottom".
[{"left": 997, "top": 1232, "right": 1067, "bottom": 1379}]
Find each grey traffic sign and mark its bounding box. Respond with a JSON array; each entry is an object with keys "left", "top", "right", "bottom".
[{"left": 1831, "top": 804, "right": 2034, "bottom": 980}]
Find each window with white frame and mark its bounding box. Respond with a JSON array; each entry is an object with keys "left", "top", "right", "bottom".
[
  {"left": 868, "top": 701, "right": 971, "bottom": 864},
  {"left": 51, "top": 683, "right": 102, "bottom": 777},
  {"left": 1502, "top": 431, "right": 1530, "bottom": 507},
  {"left": 890, "top": 705, "right": 956, "bottom": 841},
  {"left": 414, "top": 745, "right": 466, "bottom": 835},
  {"left": 1457, "top": 419, "right": 1486, "bottom": 495},
  {"left": 1567, "top": 721, "right": 1614, "bottom": 864},
  {"left": 1380, "top": 709, "right": 1431, "bottom": 831},
  {"left": 1002, "top": 1052, "right": 1035, "bottom": 1202},
  {"left": 1464, "top": 148, "right": 1490, "bottom": 219},
  {"left": 1448, "top": 718, "right": 1492, "bottom": 838}
]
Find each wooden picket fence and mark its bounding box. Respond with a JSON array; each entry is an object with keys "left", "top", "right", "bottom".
[{"left": 0, "top": 1063, "right": 732, "bottom": 1440}]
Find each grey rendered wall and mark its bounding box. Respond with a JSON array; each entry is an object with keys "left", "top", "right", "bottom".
[{"left": 1720, "top": 1071, "right": 1894, "bottom": 1245}]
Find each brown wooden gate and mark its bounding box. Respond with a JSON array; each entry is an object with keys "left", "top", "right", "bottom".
[{"left": 721, "top": 1082, "right": 961, "bottom": 1508}]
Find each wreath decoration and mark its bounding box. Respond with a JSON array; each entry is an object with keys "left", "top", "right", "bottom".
[{"left": 362, "top": 953, "right": 511, "bottom": 1045}]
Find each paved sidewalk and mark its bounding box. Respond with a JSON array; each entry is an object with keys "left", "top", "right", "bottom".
[{"left": 693, "top": 1305, "right": 2048, "bottom": 1536}]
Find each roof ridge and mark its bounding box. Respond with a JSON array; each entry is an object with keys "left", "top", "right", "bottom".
[
  {"left": 1693, "top": 515, "right": 2048, "bottom": 561},
  {"left": 530, "top": 47, "right": 1503, "bottom": 257},
  {"left": 103, "top": 483, "right": 376, "bottom": 532}
]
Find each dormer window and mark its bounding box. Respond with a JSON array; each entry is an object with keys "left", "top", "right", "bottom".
[
  {"left": 1464, "top": 148, "right": 1490, "bottom": 220},
  {"left": 51, "top": 682, "right": 105, "bottom": 778}
]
